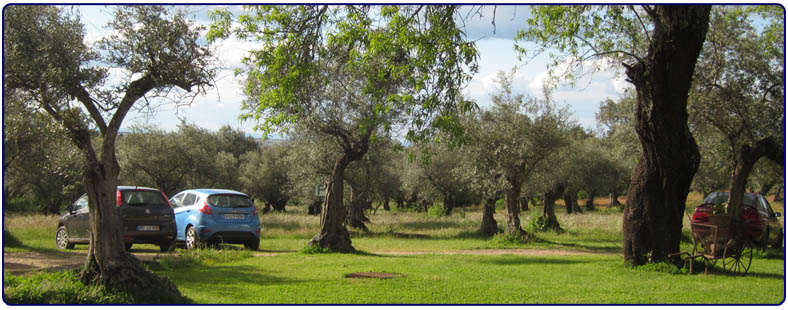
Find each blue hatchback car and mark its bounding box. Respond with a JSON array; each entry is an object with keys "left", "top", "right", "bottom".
[{"left": 168, "top": 189, "right": 260, "bottom": 250}]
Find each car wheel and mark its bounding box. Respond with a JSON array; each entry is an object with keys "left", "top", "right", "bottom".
[
  {"left": 160, "top": 240, "right": 176, "bottom": 253},
  {"left": 56, "top": 226, "right": 74, "bottom": 250},
  {"left": 124, "top": 243, "right": 133, "bottom": 251},
  {"left": 185, "top": 226, "right": 199, "bottom": 250},
  {"left": 244, "top": 238, "right": 259, "bottom": 251}
]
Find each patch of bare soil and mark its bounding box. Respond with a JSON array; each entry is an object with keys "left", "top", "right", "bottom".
[{"left": 3, "top": 251, "right": 168, "bottom": 275}]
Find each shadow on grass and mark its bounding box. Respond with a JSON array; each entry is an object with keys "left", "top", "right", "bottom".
[
  {"left": 4, "top": 243, "right": 63, "bottom": 255},
  {"left": 164, "top": 264, "right": 306, "bottom": 287},
  {"left": 481, "top": 256, "right": 587, "bottom": 266},
  {"left": 398, "top": 220, "right": 461, "bottom": 231},
  {"left": 540, "top": 240, "right": 622, "bottom": 254}
]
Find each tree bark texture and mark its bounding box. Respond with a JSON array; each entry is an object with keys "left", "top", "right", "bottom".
[
  {"left": 309, "top": 154, "right": 355, "bottom": 252},
  {"left": 504, "top": 184, "right": 525, "bottom": 235},
  {"left": 622, "top": 6, "right": 710, "bottom": 266},
  {"left": 479, "top": 196, "right": 499, "bottom": 236}
]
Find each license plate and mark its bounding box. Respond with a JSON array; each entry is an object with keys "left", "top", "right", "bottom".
[
  {"left": 224, "top": 213, "right": 244, "bottom": 220},
  {"left": 137, "top": 225, "right": 159, "bottom": 231}
]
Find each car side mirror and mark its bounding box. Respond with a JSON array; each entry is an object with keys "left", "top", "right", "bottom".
[{"left": 67, "top": 205, "right": 75, "bottom": 214}]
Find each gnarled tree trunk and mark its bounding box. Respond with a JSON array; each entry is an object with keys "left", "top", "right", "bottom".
[
  {"left": 728, "top": 137, "right": 784, "bottom": 218},
  {"left": 504, "top": 179, "right": 525, "bottom": 235},
  {"left": 542, "top": 184, "right": 564, "bottom": 232},
  {"left": 309, "top": 154, "right": 355, "bottom": 252},
  {"left": 479, "top": 196, "right": 499, "bottom": 236},
  {"left": 78, "top": 134, "right": 186, "bottom": 303},
  {"left": 622, "top": 6, "right": 710, "bottom": 266}
]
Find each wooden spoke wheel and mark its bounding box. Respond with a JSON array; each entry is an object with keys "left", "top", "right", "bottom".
[{"left": 722, "top": 239, "right": 752, "bottom": 275}]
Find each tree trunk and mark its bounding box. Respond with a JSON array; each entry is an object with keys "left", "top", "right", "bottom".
[
  {"left": 564, "top": 192, "right": 574, "bottom": 214},
  {"left": 609, "top": 192, "right": 622, "bottom": 208},
  {"left": 309, "top": 151, "right": 362, "bottom": 252},
  {"left": 543, "top": 185, "right": 563, "bottom": 232},
  {"left": 479, "top": 196, "right": 499, "bottom": 237},
  {"left": 519, "top": 196, "right": 529, "bottom": 212},
  {"left": 262, "top": 202, "right": 272, "bottom": 214},
  {"left": 571, "top": 191, "right": 582, "bottom": 213},
  {"left": 444, "top": 193, "right": 455, "bottom": 216},
  {"left": 504, "top": 184, "right": 525, "bottom": 235},
  {"left": 272, "top": 197, "right": 288, "bottom": 212},
  {"left": 775, "top": 185, "right": 783, "bottom": 202},
  {"left": 383, "top": 197, "right": 391, "bottom": 211},
  {"left": 78, "top": 139, "right": 186, "bottom": 303},
  {"left": 585, "top": 192, "right": 596, "bottom": 211},
  {"left": 308, "top": 198, "right": 323, "bottom": 215},
  {"left": 622, "top": 6, "right": 709, "bottom": 266},
  {"left": 728, "top": 137, "right": 784, "bottom": 218},
  {"left": 346, "top": 186, "right": 371, "bottom": 232}
]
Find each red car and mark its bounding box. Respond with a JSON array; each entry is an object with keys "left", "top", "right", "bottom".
[{"left": 691, "top": 192, "right": 783, "bottom": 248}]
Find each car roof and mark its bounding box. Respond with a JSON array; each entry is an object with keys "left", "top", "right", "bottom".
[
  {"left": 117, "top": 185, "right": 160, "bottom": 192},
  {"left": 186, "top": 189, "right": 249, "bottom": 196}
]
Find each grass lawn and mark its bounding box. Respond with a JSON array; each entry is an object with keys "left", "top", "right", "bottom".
[
  {"left": 155, "top": 251, "right": 784, "bottom": 304},
  {"left": 4, "top": 195, "right": 785, "bottom": 304}
]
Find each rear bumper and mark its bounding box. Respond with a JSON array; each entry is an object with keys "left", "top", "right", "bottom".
[
  {"left": 122, "top": 222, "right": 177, "bottom": 244},
  {"left": 196, "top": 224, "right": 260, "bottom": 244}
]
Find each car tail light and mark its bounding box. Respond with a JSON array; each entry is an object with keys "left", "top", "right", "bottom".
[
  {"left": 691, "top": 205, "right": 710, "bottom": 223},
  {"left": 116, "top": 190, "right": 123, "bottom": 207},
  {"left": 253, "top": 204, "right": 258, "bottom": 216},
  {"left": 743, "top": 206, "right": 760, "bottom": 223},
  {"left": 161, "top": 191, "right": 173, "bottom": 208},
  {"left": 199, "top": 202, "right": 213, "bottom": 215}
]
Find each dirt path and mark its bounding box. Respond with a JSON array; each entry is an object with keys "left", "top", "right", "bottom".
[{"left": 4, "top": 248, "right": 613, "bottom": 275}]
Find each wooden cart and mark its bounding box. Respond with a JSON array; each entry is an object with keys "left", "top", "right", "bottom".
[{"left": 672, "top": 218, "right": 753, "bottom": 275}]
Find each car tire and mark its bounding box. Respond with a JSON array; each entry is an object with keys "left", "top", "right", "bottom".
[
  {"left": 244, "top": 238, "right": 259, "bottom": 251},
  {"left": 55, "top": 226, "right": 74, "bottom": 250},
  {"left": 160, "top": 240, "right": 176, "bottom": 253},
  {"left": 185, "top": 226, "right": 199, "bottom": 250}
]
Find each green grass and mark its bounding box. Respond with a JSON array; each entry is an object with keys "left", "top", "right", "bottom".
[
  {"left": 4, "top": 196, "right": 784, "bottom": 304},
  {"left": 156, "top": 251, "right": 784, "bottom": 304},
  {"left": 4, "top": 270, "right": 133, "bottom": 304}
]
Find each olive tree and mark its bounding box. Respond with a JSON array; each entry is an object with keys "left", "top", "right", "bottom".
[
  {"left": 240, "top": 143, "right": 293, "bottom": 213},
  {"left": 463, "top": 69, "right": 571, "bottom": 236},
  {"left": 689, "top": 6, "right": 784, "bottom": 218},
  {"left": 518, "top": 5, "right": 710, "bottom": 265},
  {"left": 4, "top": 5, "right": 215, "bottom": 301},
  {"left": 209, "top": 5, "right": 477, "bottom": 252}
]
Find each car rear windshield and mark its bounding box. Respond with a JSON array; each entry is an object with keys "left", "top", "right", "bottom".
[
  {"left": 207, "top": 194, "right": 252, "bottom": 208},
  {"left": 702, "top": 192, "right": 758, "bottom": 206},
  {"left": 122, "top": 190, "right": 166, "bottom": 207}
]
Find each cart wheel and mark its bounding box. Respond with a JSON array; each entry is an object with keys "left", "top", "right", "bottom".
[{"left": 723, "top": 239, "right": 752, "bottom": 275}]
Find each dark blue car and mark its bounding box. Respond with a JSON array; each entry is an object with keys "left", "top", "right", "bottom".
[{"left": 168, "top": 189, "right": 261, "bottom": 250}]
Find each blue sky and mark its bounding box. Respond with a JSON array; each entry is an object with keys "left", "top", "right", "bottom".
[{"left": 77, "top": 5, "right": 627, "bottom": 136}]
